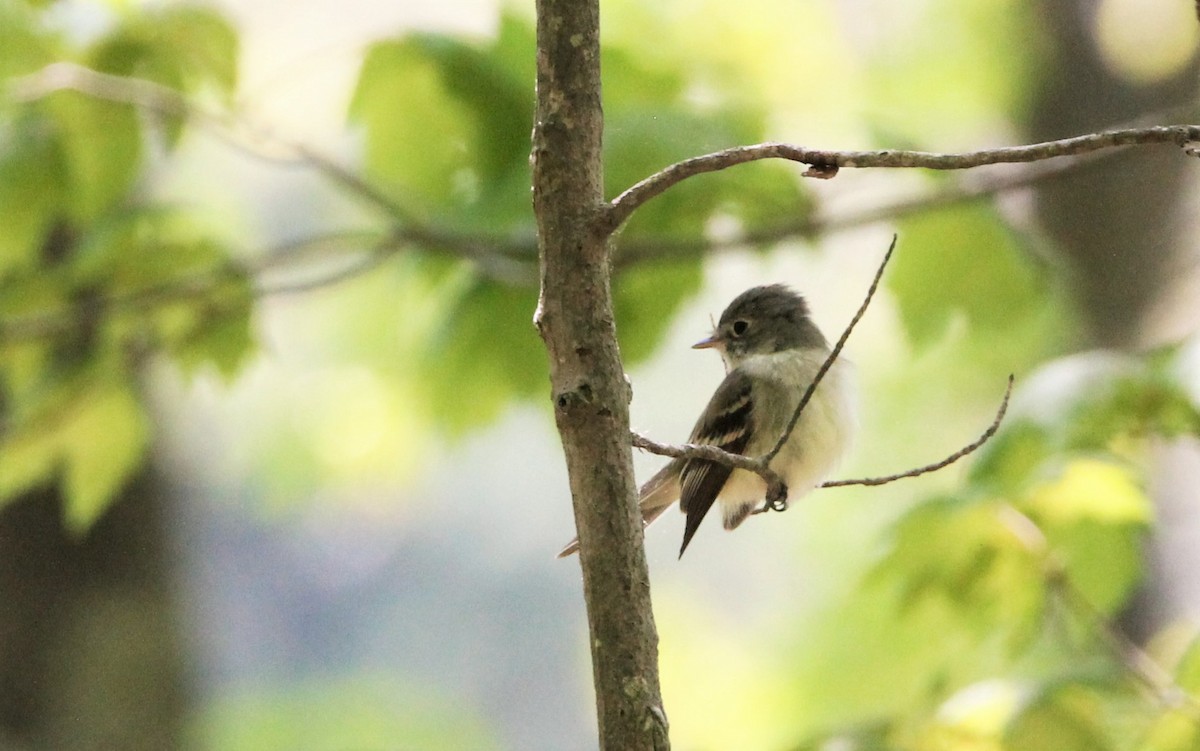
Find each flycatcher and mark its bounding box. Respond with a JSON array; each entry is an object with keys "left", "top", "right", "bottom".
[{"left": 558, "top": 284, "right": 855, "bottom": 558}]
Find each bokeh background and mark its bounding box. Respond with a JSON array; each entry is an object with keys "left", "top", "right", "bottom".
[{"left": 2, "top": 0, "right": 1200, "bottom": 749}]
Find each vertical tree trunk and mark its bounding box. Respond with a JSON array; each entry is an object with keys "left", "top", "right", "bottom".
[
  {"left": 0, "top": 470, "right": 186, "bottom": 751},
  {"left": 531, "top": 0, "right": 669, "bottom": 748},
  {"left": 1027, "top": 1, "right": 1199, "bottom": 349}
]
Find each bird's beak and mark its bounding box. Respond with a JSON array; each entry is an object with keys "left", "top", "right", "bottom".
[{"left": 692, "top": 334, "right": 722, "bottom": 350}]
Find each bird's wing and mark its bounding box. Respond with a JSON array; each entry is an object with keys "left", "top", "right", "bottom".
[{"left": 678, "top": 369, "right": 754, "bottom": 557}]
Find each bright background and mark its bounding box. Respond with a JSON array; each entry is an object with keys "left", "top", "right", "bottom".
[{"left": 2, "top": 1, "right": 1200, "bottom": 750}]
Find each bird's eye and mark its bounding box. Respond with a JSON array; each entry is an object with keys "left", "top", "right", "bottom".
[{"left": 731, "top": 320, "right": 749, "bottom": 336}]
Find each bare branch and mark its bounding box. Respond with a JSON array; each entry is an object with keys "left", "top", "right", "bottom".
[
  {"left": 613, "top": 146, "right": 1119, "bottom": 269},
  {"left": 1001, "top": 505, "right": 1200, "bottom": 715},
  {"left": 630, "top": 432, "right": 782, "bottom": 485},
  {"left": 822, "top": 374, "right": 1014, "bottom": 488},
  {"left": 7, "top": 62, "right": 543, "bottom": 269},
  {"left": 253, "top": 245, "right": 395, "bottom": 297},
  {"left": 601, "top": 126, "right": 1200, "bottom": 234},
  {"left": 1050, "top": 565, "right": 1197, "bottom": 712},
  {"left": 0, "top": 226, "right": 536, "bottom": 346},
  {"left": 17, "top": 64, "right": 1195, "bottom": 349},
  {"left": 757, "top": 234, "right": 895, "bottom": 510},
  {"left": 629, "top": 435, "right": 790, "bottom": 519},
  {"left": 10, "top": 63, "right": 419, "bottom": 220}
]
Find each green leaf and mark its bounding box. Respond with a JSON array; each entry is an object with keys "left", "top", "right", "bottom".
[
  {"left": 1005, "top": 683, "right": 1120, "bottom": 751},
  {"left": 1140, "top": 712, "right": 1200, "bottom": 751},
  {"left": 69, "top": 210, "right": 256, "bottom": 378},
  {"left": 968, "top": 418, "right": 1053, "bottom": 495},
  {"left": 89, "top": 4, "right": 238, "bottom": 93},
  {"left": 168, "top": 284, "right": 255, "bottom": 381},
  {"left": 1026, "top": 459, "right": 1150, "bottom": 526},
  {"left": 1067, "top": 372, "right": 1200, "bottom": 450},
  {"left": 614, "top": 261, "right": 703, "bottom": 365},
  {"left": 0, "top": 117, "right": 67, "bottom": 279},
  {"left": 42, "top": 91, "right": 142, "bottom": 221},
  {"left": 58, "top": 382, "right": 150, "bottom": 532},
  {"left": 603, "top": 45, "right": 808, "bottom": 241},
  {"left": 0, "top": 0, "right": 59, "bottom": 82},
  {"left": 350, "top": 38, "right": 512, "bottom": 217},
  {"left": 349, "top": 11, "right": 536, "bottom": 224},
  {"left": 889, "top": 205, "right": 1050, "bottom": 349},
  {"left": 1173, "top": 636, "right": 1200, "bottom": 696},
  {"left": 343, "top": 10, "right": 812, "bottom": 433},
  {"left": 148, "top": 4, "right": 239, "bottom": 95},
  {"left": 1031, "top": 458, "right": 1151, "bottom": 612},
  {"left": 1139, "top": 638, "right": 1200, "bottom": 751},
  {"left": 86, "top": 4, "right": 239, "bottom": 144},
  {"left": 421, "top": 274, "right": 546, "bottom": 433},
  {"left": 869, "top": 495, "right": 1046, "bottom": 644},
  {"left": 405, "top": 35, "right": 531, "bottom": 189},
  {"left": 0, "top": 417, "right": 59, "bottom": 507}
]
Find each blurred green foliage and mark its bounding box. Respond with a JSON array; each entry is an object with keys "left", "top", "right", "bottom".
[
  {"left": 0, "top": 1, "right": 251, "bottom": 531},
  {"left": 2, "top": 0, "right": 1200, "bottom": 749},
  {"left": 346, "top": 9, "right": 809, "bottom": 432},
  {"left": 192, "top": 675, "right": 500, "bottom": 751}
]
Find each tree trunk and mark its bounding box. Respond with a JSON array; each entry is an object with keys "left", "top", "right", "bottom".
[
  {"left": 0, "top": 471, "right": 187, "bottom": 751},
  {"left": 531, "top": 0, "right": 669, "bottom": 748}
]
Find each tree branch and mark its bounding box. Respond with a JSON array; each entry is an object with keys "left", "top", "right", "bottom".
[
  {"left": 632, "top": 372, "right": 1014, "bottom": 514},
  {"left": 1000, "top": 505, "right": 1200, "bottom": 716},
  {"left": 758, "top": 234, "right": 895, "bottom": 510},
  {"left": 612, "top": 145, "right": 1119, "bottom": 269},
  {"left": 16, "top": 63, "right": 1197, "bottom": 352},
  {"left": 0, "top": 225, "right": 536, "bottom": 346},
  {"left": 601, "top": 126, "right": 1200, "bottom": 234},
  {"left": 822, "top": 374, "right": 1012, "bottom": 488},
  {"left": 630, "top": 432, "right": 783, "bottom": 486},
  {"left": 8, "top": 62, "right": 539, "bottom": 266}
]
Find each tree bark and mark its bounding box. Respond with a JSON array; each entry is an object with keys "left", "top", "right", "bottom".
[{"left": 531, "top": 0, "right": 669, "bottom": 748}]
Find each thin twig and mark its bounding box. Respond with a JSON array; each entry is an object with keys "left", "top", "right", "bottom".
[
  {"left": 757, "top": 234, "right": 896, "bottom": 509},
  {"left": 253, "top": 246, "right": 395, "bottom": 296},
  {"left": 0, "top": 223, "right": 538, "bottom": 346},
  {"left": 7, "top": 62, "right": 542, "bottom": 264},
  {"left": 998, "top": 503, "right": 1200, "bottom": 716},
  {"left": 1051, "top": 567, "right": 1196, "bottom": 712},
  {"left": 600, "top": 127, "right": 1200, "bottom": 234},
  {"left": 612, "top": 147, "right": 1115, "bottom": 269},
  {"left": 822, "top": 374, "right": 1014, "bottom": 488},
  {"left": 630, "top": 432, "right": 782, "bottom": 486}
]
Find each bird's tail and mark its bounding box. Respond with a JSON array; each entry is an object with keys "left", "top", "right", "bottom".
[{"left": 555, "top": 461, "right": 681, "bottom": 558}]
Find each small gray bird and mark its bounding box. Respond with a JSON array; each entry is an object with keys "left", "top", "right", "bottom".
[{"left": 558, "top": 284, "right": 855, "bottom": 558}]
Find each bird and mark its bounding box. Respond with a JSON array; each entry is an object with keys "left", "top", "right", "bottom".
[{"left": 557, "top": 284, "right": 855, "bottom": 558}]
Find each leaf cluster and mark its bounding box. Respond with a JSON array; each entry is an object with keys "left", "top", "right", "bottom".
[
  {"left": 0, "top": 1, "right": 249, "bottom": 528},
  {"left": 798, "top": 347, "right": 1200, "bottom": 751}
]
